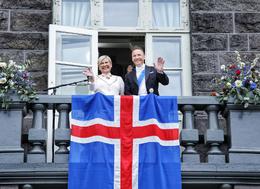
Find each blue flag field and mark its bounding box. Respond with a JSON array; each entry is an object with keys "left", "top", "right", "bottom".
[{"left": 69, "top": 93, "right": 181, "bottom": 189}]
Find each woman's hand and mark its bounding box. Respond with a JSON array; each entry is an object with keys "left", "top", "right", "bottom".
[
  {"left": 154, "top": 57, "right": 165, "bottom": 73},
  {"left": 83, "top": 67, "right": 94, "bottom": 82}
]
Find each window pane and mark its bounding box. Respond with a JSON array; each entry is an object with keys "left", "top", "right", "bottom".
[
  {"left": 152, "top": 0, "right": 180, "bottom": 28},
  {"left": 56, "top": 32, "right": 91, "bottom": 65},
  {"left": 104, "top": 0, "right": 139, "bottom": 27},
  {"left": 56, "top": 64, "right": 90, "bottom": 95},
  {"left": 152, "top": 36, "right": 181, "bottom": 68},
  {"left": 62, "top": 0, "right": 91, "bottom": 27},
  {"left": 159, "top": 71, "right": 181, "bottom": 96}
]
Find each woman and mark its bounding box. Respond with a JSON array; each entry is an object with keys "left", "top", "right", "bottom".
[{"left": 83, "top": 55, "right": 124, "bottom": 95}]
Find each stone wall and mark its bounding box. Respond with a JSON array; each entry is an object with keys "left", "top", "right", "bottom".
[
  {"left": 190, "top": 0, "right": 260, "bottom": 95},
  {"left": 0, "top": 0, "right": 52, "bottom": 91},
  {"left": 2, "top": 1, "right": 260, "bottom": 94}
]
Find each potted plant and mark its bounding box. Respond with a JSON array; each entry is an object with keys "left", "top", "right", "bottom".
[
  {"left": 213, "top": 51, "right": 260, "bottom": 108},
  {"left": 213, "top": 51, "right": 260, "bottom": 163},
  {"left": 0, "top": 59, "right": 37, "bottom": 163}
]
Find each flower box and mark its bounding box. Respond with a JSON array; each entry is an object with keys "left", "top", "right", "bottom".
[
  {"left": 0, "top": 101, "right": 26, "bottom": 163},
  {"left": 226, "top": 104, "right": 260, "bottom": 163}
]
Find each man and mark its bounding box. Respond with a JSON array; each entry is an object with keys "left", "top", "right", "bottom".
[{"left": 124, "top": 46, "right": 169, "bottom": 95}]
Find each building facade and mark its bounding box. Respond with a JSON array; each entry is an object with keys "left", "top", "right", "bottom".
[{"left": 1, "top": 0, "right": 260, "bottom": 189}]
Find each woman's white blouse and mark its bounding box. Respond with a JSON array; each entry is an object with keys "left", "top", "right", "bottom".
[{"left": 90, "top": 74, "right": 124, "bottom": 95}]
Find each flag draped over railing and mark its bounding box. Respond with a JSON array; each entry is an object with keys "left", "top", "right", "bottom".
[{"left": 69, "top": 93, "right": 181, "bottom": 189}]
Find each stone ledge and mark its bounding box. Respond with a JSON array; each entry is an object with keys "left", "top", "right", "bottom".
[{"left": 1, "top": 163, "right": 260, "bottom": 185}]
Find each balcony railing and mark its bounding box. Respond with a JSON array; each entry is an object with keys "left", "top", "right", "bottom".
[{"left": 1, "top": 95, "right": 260, "bottom": 189}]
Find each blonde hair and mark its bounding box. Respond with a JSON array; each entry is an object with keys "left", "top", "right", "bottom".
[{"left": 98, "top": 55, "right": 112, "bottom": 65}]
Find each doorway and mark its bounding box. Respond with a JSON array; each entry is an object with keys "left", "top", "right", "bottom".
[{"left": 98, "top": 35, "right": 145, "bottom": 79}]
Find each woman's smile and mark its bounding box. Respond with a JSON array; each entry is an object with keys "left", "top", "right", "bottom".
[{"left": 99, "top": 59, "right": 112, "bottom": 74}]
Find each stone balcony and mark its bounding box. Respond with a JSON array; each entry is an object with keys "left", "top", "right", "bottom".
[{"left": 1, "top": 95, "right": 260, "bottom": 189}]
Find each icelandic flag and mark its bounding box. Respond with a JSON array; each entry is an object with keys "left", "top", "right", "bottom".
[{"left": 68, "top": 93, "right": 181, "bottom": 189}]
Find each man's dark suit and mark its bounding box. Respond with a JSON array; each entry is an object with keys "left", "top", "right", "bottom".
[{"left": 124, "top": 65, "right": 169, "bottom": 95}]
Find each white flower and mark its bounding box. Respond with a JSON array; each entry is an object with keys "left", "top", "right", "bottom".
[
  {"left": 221, "top": 76, "right": 225, "bottom": 80},
  {"left": 226, "top": 82, "right": 232, "bottom": 88},
  {"left": 234, "top": 51, "right": 239, "bottom": 55},
  {"left": 244, "top": 97, "right": 250, "bottom": 101},
  {"left": 0, "top": 62, "right": 7, "bottom": 68},
  {"left": 9, "top": 81, "right": 14, "bottom": 86},
  {"left": 251, "top": 57, "right": 259, "bottom": 67},
  {"left": 253, "top": 57, "right": 259, "bottom": 64},
  {"left": 0, "top": 77, "right": 7, "bottom": 84},
  {"left": 235, "top": 51, "right": 242, "bottom": 61},
  {"left": 8, "top": 60, "right": 15, "bottom": 67},
  {"left": 16, "top": 65, "right": 22, "bottom": 70},
  {"left": 240, "top": 62, "right": 245, "bottom": 67},
  {"left": 235, "top": 80, "right": 242, "bottom": 88},
  {"left": 220, "top": 65, "right": 225, "bottom": 70}
]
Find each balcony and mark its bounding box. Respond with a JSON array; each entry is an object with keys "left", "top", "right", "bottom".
[{"left": 1, "top": 95, "right": 260, "bottom": 189}]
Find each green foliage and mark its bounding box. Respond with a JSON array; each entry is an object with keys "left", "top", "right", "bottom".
[
  {"left": 213, "top": 51, "right": 260, "bottom": 108},
  {"left": 0, "top": 59, "right": 37, "bottom": 109}
]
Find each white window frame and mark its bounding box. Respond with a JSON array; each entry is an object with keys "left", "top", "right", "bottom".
[
  {"left": 145, "top": 0, "right": 189, "bottom": 31},
  {"left": 48, "top": 24, "right": 98, "bottom": 94},
  {"left": 145, "top": 33, "right": 191, "bottom": 96},
  {"left": 53, "top": 0, "right": 189, "bottom": 32}
]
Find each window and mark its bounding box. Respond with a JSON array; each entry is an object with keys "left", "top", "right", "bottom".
[
  {"left": 152, "top": 0, "right": 180, "bottom": 28},
  {"left": 52, "top": 0, "right": 191, "bottom": 96},
  {"left": 104, "top": 0, "right": 139, "bottom": 27},
  {"left": 54, "top": 0, "right": 189, "bottom": 30},
  {"left": 61, "top": 0, "right": 91, "bottom": 27},
  {"left": 48, "top": 25, "right": 98, "bottom": 95},
  {"left": 146, "top": 34, "right": 191, "bottom": 96}
]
